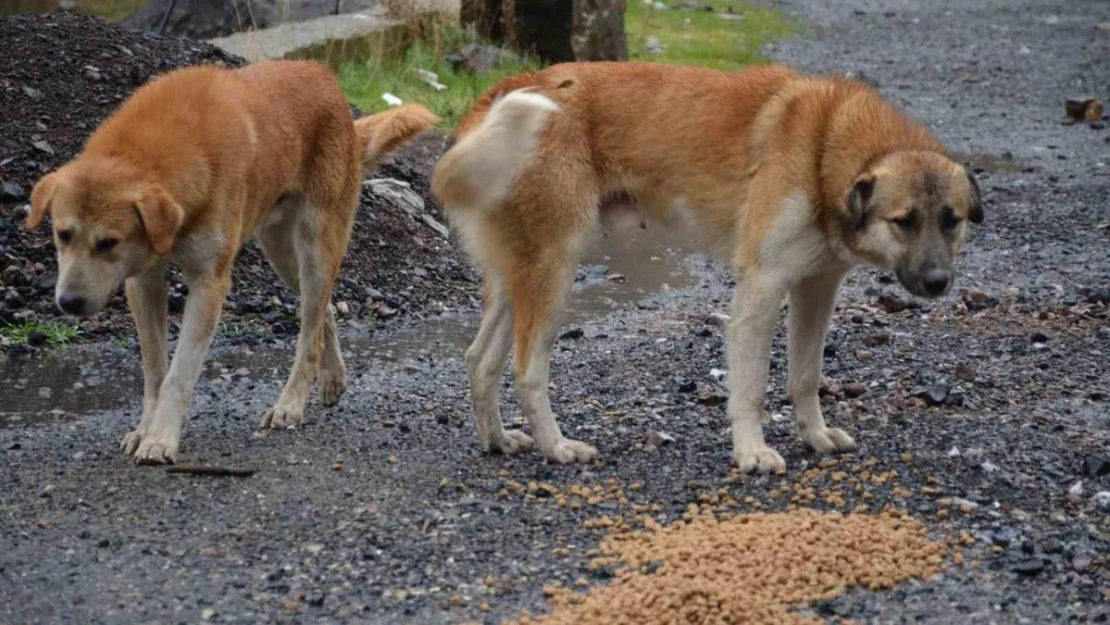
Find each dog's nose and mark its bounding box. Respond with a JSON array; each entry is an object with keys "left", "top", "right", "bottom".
[
  {"left": 57, "top": 293, "right": 88, "bottom": 316},
  {"left": 922, "top": 269, "right": 950, "bottom": 297}
]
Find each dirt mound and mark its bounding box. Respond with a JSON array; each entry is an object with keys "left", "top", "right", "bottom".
[{"left": 0, "top": 12, "right": 477, "bottom": 349}]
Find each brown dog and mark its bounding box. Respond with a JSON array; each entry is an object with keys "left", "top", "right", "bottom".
[
  {"left": 432, "top": 62, "right": 982, "bottom": 472},
  {"left": 26, "top": 60, "right": 437, "bottom": 464}
]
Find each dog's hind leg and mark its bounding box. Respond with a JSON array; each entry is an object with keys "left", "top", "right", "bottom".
[
  {"left": 509, "top": 246, "right": 597, "bottom": 464},
  {"left": 260, "top": 193, "right": 353, "bottom": 429},
  {"left": 120, "top": 260, "right": 168, "bottom": 456},
  {"left": 465, "top": 282, "right": 531, "bottom": 454},
  {"left": 256, "top": 197, "right": 346, "bottom": 409},
  {"left": 788, "top": 272, "right": 856, "bottom": 455}
]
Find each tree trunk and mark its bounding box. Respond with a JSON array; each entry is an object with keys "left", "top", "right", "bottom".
[
  {"left": 572, "top": 0, "right": 627, "bottom": 61},
  {"left": 507, "top": 0, "right": 574, "bottom": 63}
]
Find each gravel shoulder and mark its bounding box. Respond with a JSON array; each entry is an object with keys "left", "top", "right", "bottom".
[{"left": 2, "top": 1, "right": 1110, "bottom": 624}]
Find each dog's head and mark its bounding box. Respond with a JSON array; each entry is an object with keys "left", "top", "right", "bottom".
[
  {"left": 25, "top": 157, "right": 183, "bottom": 316},
  {"left": 844, "top": 151, "right": 983, "bottom": 298}
]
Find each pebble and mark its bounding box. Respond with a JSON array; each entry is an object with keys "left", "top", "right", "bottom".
[
  {"left": 1012, "top": 558, "right": 1046, "bottom": 576},
  {"left": 709, "top": 368, "right": 727, "bottom": 382},
  {"left": 559, "top": 328, "right": 584, "bottom": 340},
  {"left": 1083, "top": 454, "right": 1110, "bottom": 478},
  {"left": 842, "top": 383, "right": 867, "bottom": 398},
  {"left": 1093, "top": 491, "right": 1110, "bottom": 512},
  {"left": 704, "top": 312, "right": 730, "bottom": 328}
]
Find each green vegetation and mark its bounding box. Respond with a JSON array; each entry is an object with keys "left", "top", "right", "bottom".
[
  {"left": 338, "top": 27, "right": 538, "bottom": 130},
  {"left": 337, "top": 2, "right": 795, "bottom": 130},
  {"left": 0, "top": 320, "right": 81, "bottom": 346},
  {"left": 626, "top": 0, "right": 798, "bottom": 70}
]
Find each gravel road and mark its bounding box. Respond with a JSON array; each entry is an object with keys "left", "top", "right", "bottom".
[{"left": 2, "top": 1, "right": 1109, "bottom": 623}]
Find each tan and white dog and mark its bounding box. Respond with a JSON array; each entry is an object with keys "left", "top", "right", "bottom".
[
  {"left": 26, "top": 60, "right": 437, "bottom": 464},
  {"left": 432, "top": 62, "right": 983, "bottom": 472}
]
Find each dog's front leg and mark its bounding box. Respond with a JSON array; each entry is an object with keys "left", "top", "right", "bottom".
[
  {"left": 787, "top": 272, "right": 856, "bottom": 455},
  {"left": 120, "top": 261, "right": 169, "bottom": 455},
  {"left": 728, "top": 273, "right": 788, "bottom": 473},
  {"left": 130, "top": 269, "right": 231, "bottom": 465}
]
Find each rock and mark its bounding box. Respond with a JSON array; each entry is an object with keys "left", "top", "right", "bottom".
[
  {"left": 1030, "top": 331, "right": 1050, "bottom": 344},
  {"left": 1072, "top": 554, "right": 1093, "bottom": 572},
  {"left": 677, "top": 379, "right": 697, "bottom": 393},
  {"left": 855, "top": 349, "right": 874, "bottom": 362},
  {"left": 844, "top": 70, "right": 880, "bottom": 88},
  {"left": 961, "top": 288, "right": 997, "bottom": 311},
  {"left": 842, "top": 383, "right": 867, "bottom": 398},
  {"left": 862, "top": 332, "right": 890, "bottom": 347},
  {"left": 559, "top": 327, "right": 584, "bottom": 340},
  {"left": 0, "top": 181, "right": 26, "bottom": 200},
  {"left": 1064, "top": 97, "right": 1103, "bottom": 124},
  {"left": 1084, "top": 454, "right": 1110, "bottom": 478},
  {"left": 1067, "top": 480, "right": 1084, "bottom": 504},
  {"left": 648, "top": 431, "right": 676, "bottom": 446},
  {"left": 878, "top": 293, "right": 908, "bottom": 313},
  {"left": 335, "top": 301, "right": 350, "bottom": 316},
  {"left": 705, "top": 312, "right": 730, "bottom": 328},
  {"left": 954, "top": 363, "right": 976, "bottom": 383},
  {"left": 708, "top": 368, "right": 727, "bottom": 382},
  {"left": 990, "top": 530, "right": 1014, "bottom": 547},
  {"left": 377, "top": 305, "right": 398, "bottom": 320},
  {"left": 4, "top": 290, "right": 26, "bottom": 310},
  {"left": 444, "top": 44, "right": 522, "bottom": 75},
  {"left": 696, "top": 389, "right": 728, "bottom": 406},
  {"left": 644, "top": 35, "right": 666, "bottom": 54},
  {"left": 1042, "top": 537, "right": 1064, "bottom": 555},
  {"left": 32, "top": 140, "right": 55, "bottom": 155},
  {"left": 1093, "top": 491, "right": 1110, "bottom": 512},
  {"left": 1012, "top": 558, "right": 1045, "bottom": 576},
  {"left": 675, "top": 0, "right": 712, "bottom": 9},
  {"left": 915, "top": 384, "right": 950, "bottom": 406},
  {"left": 23, "top": 85, "right": 44, "bottom": 100}
]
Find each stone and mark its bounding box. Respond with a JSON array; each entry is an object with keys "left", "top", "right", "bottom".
[
  {"left": 1083, "top": 454, "right": 1110, "bottom": 478},
  {"left": 842, "top": 383, "right": 867, "bottom": 398},
  {"left": 1012, "top": 558, "right": 1045, "bottom": 576},
  {"left": 0, "top": 181, "right": 26, "bottom": 201}
]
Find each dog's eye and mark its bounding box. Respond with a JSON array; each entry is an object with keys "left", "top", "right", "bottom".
[
  {"left": 941, "top": 206, "right": 960, "bottom": 231},
  {"left": 95, "top": 238, "right": 119, "bottom": 253},
  {"left": 891, "top": 214, "right": 916, "bottom": 231},
  {"left": 57, "top": 230, "right": 73, "bottom": 245}
]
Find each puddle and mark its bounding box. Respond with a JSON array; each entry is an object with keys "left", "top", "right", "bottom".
[
  {"left": 1, "top": 226, "right": 696, "bottom": 427},
  {"left": 0, "top": 344, "right": 142, "bottom": 428},
  {"left": 953, "top": 151, "right": 1028, "bottom": 174}
]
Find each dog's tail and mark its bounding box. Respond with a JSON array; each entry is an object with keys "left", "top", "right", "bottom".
[
  {"left": 354, "top": 103, "right": 439, "bottom": 174},
  {"left": 431, "top": 89, "right": 559, "bottom": 213}
]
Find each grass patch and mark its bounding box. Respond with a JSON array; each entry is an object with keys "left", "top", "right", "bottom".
[
  {"left": 0, "top": 320, "right": 80, "bottom": 346},
  {"left": 626, "top": 0, "right": 798, "bottom": 70},
  {"left": 0, "top": 0, "right": 145, "bottom": 20},
  {"left": 338, "top": 28, "right": 538, "bottom": 130}
]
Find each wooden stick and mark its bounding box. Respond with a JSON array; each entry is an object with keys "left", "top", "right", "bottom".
[{"left": 165, "top": 465, "right": 255, "bottom": 478}]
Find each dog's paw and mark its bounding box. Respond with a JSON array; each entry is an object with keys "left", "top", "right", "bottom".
[
  {"left": 119, "top": 429, "right": 145, "bottom": 455},
  {"left": 131, "top": 436, "right": 179, "bottom": 465},
  {"left": 734, "top": 445, "right": 786, "bottom": 474},
  {"left": 488, "top": 429, "right": 534, "bottom": 455},
  {"left": 317, "top": 368, "right": 347, "bottom": 406},
  {"left": 260, "top": 404, "right": 304, "bottom": 429},
  {"left": 542, "top": 438, "right": 598, "bottom": 464},
  {"left": 802, "top": 427, "right": 857, "bottom": 455}
]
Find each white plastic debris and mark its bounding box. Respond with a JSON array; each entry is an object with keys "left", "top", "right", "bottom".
[
  {"left": 381, "top": 92, "right": 404, "bottom": 107},
  {"left": 413, "top": 69, "right": 448, "bottom": 91}
]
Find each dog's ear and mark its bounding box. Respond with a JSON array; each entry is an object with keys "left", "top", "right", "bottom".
[
  {"left": 135, "top": 185, "right": 184, "bottom": 256},
  {"left": 964, "top": 166, "right": 984, "bottom": 224},
  {"left": 846, "top": 172, "right": 877, "bottom": 230},
  {"left": 26, "top": 172, "right": 59, "bottom": 230}
]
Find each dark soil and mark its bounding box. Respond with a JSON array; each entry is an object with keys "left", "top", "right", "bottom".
[{"left": 0, "top": 12, "right": 477, "bottom": 351}]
